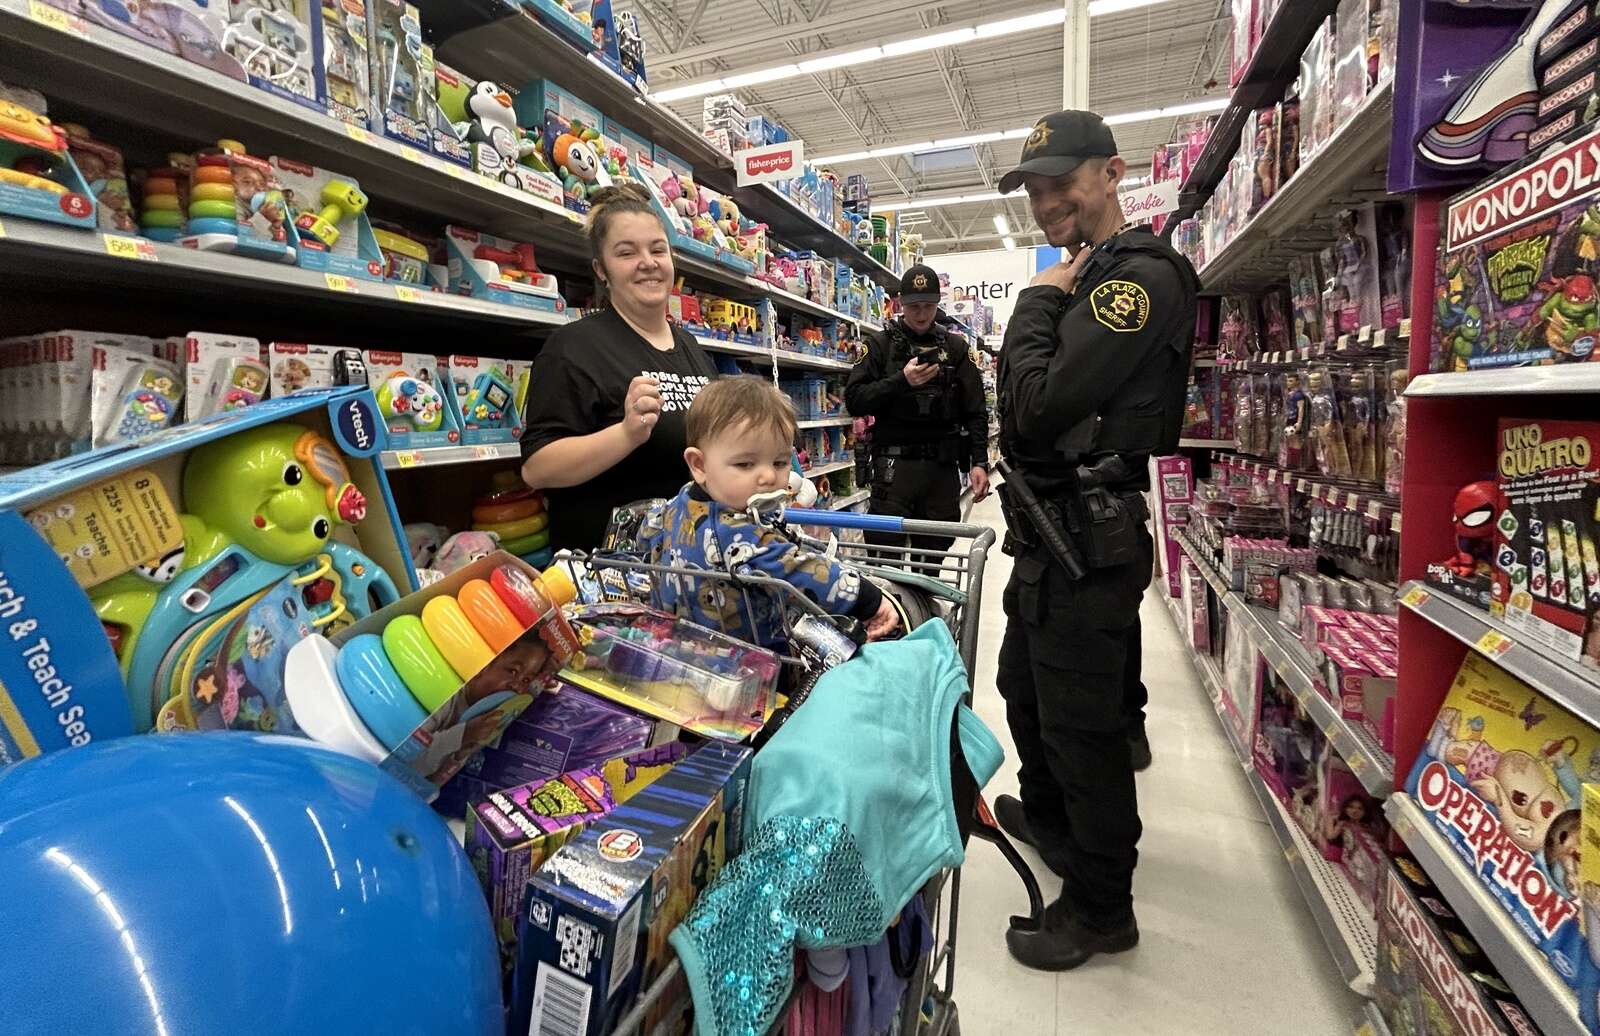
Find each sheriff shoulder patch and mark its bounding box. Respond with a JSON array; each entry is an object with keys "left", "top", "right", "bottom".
[{"left": 1090, "top": 280, "right": 1151, "bottom": 333}]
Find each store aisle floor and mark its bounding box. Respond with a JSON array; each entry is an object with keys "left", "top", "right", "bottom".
[{"left": 951, "top": 494, "right": 1360, "bottom": 1035}]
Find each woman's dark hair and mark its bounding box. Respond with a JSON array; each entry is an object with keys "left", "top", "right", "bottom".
[{"left": 585, "top": 181, "right": 668, "bottom": 303}]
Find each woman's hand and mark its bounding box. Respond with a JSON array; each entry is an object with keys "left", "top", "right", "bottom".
[
  {"left": 621, "top": 375, "right": 663, "bottom": 444},
  {"left": 865, "top": 598, "right": 900, "bottom": 640}
]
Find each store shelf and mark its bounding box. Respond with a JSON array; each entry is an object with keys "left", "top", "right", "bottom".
[
  {"left": 0, "top": 217, "right": 570, "bottom": 330},
  {"left": 1174, "top": 0, "right": 1341, "bottom": 225},
  {"left": 1174, "top": 528, "right": 1234, "bottom": 598},
  {"left": 797, "top": 417, "right": 851, "bottom": 429},
  {"left": 1178, "top": 437, "right": 1234, "bottom": 449},
  {"left": 1386, "top": 794, "right": 1588, "bottom": 1036},
  {"left": 381, "top": 442, "right": 522, "bottom": 470},
  {"left": 1248, "top": 758, "right": 1378, "bottom": 996},
  {"left": 0, "top": 0, "right": 595, "bottom": 260},
  {"left": 803, "top": 460, "right": 853, "bottom": 479},
  {"left": 828, "top": 489, "right": 870, "bottom": 511},
  {"left": 733, "top": 182, "right": 901, "bottom": 290},
  {"left": 1397, "top": 580, "right": 1600, "bottom": 732},
  {"left": 1174, "top": 529, "right": 1394, "bottom": 796},
  {"left": 427, "top": 1, "right": 733, "bottom": 183},
  {"left": 1406, "top": 366, "right": 1600, "bottom": 397},
  {"left": 693, "top": 336, "right": 852, "bottom": 372},
  {"left": 1215, "top": 455, "right": 1401, "bottom": 536},
  {"left": 1361, "top": 1002, "right": 1392, "bottom": 1036},
  {"left": 761, "top": 280, "right": 881, "bottom": 328},
  {"left": 1198, "top": 80, "right": 1395, "bottom": 292}
]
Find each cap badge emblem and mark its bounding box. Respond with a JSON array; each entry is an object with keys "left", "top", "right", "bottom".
[{"left": 1023, "top": 121, "right": 1052, "bottom": 156}]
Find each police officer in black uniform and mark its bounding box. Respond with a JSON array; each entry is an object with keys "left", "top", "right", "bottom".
[
  {"left": 990, "top": 110, "right": 1199, "bottom": 971},
  {"left": 845, "top": 263, "right": 990, "bottom": 555}
]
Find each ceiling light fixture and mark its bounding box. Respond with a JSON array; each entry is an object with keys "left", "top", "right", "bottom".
[
  {"left": 1002, "top": 236, "right": 1017, "bottom": 251},
  {"left": 873, "top": 171, "right": 1151, "bottom": 213},
  {"left": 810, "top": 97, "right": 1227, "bottom": 165},
  {"left": 649, "top": 0, "right": 1182, "bottom": 103},
  {"left": 993, "top": 214, "right": 1010, "bottom": 235}
]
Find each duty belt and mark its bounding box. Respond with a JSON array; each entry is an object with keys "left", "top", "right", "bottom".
[{"left": 879, "top": 443, "right": 949, "bottom": 461}]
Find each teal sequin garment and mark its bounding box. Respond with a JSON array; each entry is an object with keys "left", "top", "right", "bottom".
[{"left": 680, "top": 815, "right": 884, "bottom": 1036}]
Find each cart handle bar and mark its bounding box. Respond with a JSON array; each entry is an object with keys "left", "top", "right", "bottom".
[{"left": 785, "top": 508, "right": 995, "bottom": 543}]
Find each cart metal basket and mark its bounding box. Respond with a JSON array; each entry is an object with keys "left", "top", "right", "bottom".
[{"left": 563, "top": 505, "right": 1041, "bottom": 1036}]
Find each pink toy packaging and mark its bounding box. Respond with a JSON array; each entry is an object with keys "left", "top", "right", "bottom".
[
  {"left": 1248, "top": 106, "right": 1279, "bottom": 215},
  {"left": 1148, "top": 455, "right": 1194, "bottom": 597},
  {"left": 1314, "top": 750, "right": 1385, "bottom": 865},
  {"left": 1330, "top": 205, "right": 1382, "bottom": 334}
]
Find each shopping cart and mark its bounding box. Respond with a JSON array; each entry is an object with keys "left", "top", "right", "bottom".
[{"left": 564, "top": 504, "right": 1044, "bottom": 1036}]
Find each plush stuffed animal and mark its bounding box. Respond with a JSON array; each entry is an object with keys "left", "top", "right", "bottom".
[
  {"left": 551, "top": 130, "right": 600, "bottom": 201},
  {"left": 435, "top": 530, "right": 500, "bottom": 575},
  {"left": 403, "top": 522, "right": 448, "bottom": 569}
]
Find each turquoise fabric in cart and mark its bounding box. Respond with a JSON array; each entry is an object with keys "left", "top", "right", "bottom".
[{"left": 669, "top": 619, "right": 1004, "bottom": 1036}]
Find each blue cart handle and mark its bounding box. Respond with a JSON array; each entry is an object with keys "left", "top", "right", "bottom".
[{"left": 784, "top": 507, "right": 904, "bottom": 532}]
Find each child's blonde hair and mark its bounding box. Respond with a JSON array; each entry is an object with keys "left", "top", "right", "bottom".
[{"left": 685, "top": 375, "right": 797, "bottom": 447}]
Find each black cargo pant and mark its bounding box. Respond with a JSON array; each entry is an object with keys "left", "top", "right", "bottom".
[
  {"left": 996, "top": 525, "right": 1153, "bottom": 930},
  {"left": 866, "top": 455, "right": 960, "bottom": 558}
]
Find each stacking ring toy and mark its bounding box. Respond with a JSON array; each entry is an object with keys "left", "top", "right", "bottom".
[
  {"left": 189, "top": 199, "right": 236, "bottom": 220},
  {"left": 471, "top": 494, "right": 544, "bottom": 525},
  {"left": 520, "top": 547, "right": 554, "bottom": 569},
  {"left": 194, "top": 164, "right": 233, "bottom": 184},
  {"left": 490, "top": 564, "right": 575, "bottom": 627},
  {"left": 144, "top": 193, "right": 181, "bottom": 211},
  {"left": 144, "top": 228, "right": 181, "bottom": 243},
  {"left": 144, "top": 176, "right": 178, "bottom": 195},
  {"left": 421, "top": 596, "right": 495, "bottom": 682},
  {"left": 478, "top": 511, "right": 547, "bottom": 542},
  {"left": 191, "top": 181, "right": 235, "bottom": 203},
  {"left": 382, "top": 615, "right": 460, "bottom": 712},
  {"left": 499, "top": 528, "right": 549, "bottom": 556},
  {"left": 141, "top": 209, "right": 183, "bottom": 229},
  {"left": 336, "top": 634, "right": 427, "bottom": 750},
  {"left": 196, "top": 153, "right": 231, "bottom": 168},
  {"left": 187, "top": 217, "right": 239, "bottom": 236},
  {"left": 457, "top": 579, "right": 524, "bottom": 652}
]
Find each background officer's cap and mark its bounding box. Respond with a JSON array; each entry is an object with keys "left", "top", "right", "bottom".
[
  {"left": 898, "top": 263, "right": 943, "bottom": 305},
  {"left": 999, "top": 110, "right": 1119, "bottom": 194}
]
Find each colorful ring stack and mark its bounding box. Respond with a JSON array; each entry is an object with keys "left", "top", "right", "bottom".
[
  {"left": 139, "top": 166, "right": 184, "bottom": 243},
  {"left": 471, "top": 486, "right": 551, "bottom": 568}
]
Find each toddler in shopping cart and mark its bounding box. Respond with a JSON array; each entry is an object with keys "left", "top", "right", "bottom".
[{"left": 636, "top": 375, "right": 898, "bottom": 649}]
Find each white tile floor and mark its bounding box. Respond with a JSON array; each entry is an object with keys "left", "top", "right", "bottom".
[{"left": 949, "top": 495, "right": 1361, "bottom": 1035}]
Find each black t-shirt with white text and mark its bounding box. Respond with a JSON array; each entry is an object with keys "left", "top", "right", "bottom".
[{"left": 524, "top": 307, "right": 717, "bottom": 551}]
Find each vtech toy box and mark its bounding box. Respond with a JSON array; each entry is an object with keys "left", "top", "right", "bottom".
[
  {"left": 510, "top": 741, "right": 752, "bottom": 1036},
  {"left": 1432, "top": 124, "right": 1600, "bottom": 372},
  {"left": 1491, "top": 418, "right": 1600, "bottom": 669},
  {"left": 1407, "top": 652, "right": 1600, "bottom": 1022}
]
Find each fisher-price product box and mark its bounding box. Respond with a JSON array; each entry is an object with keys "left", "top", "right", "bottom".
[
  {"left": 1406, "top": 652, "right": 1600, "bottom": 1025},
  {"left": 1432, "top": 125, "right": 1600, "bottom": 372},
  {"left": 510, "top": 742, "right": 752, "bottom": 1036},
  {"left": 444, "top": 354, "right": 525, "bottom": 446},
  {"left": 0, "top": 388, "right": 416, "bottom": 768},
  {"left": 363, "top": 350, "right": 463, "bottom": 449},
  {"left": 1491, "top": 418, "right": 1600, "bottom": 670}
]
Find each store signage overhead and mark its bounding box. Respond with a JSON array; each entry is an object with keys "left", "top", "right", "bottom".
[
  {"left": 1119, "top": 179, "right": 1179, "bottom": 223},
  {"left": 735, "top": 141, "right": 805, "bottom": 186}
]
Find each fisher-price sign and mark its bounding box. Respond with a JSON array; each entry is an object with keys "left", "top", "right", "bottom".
[{"left": 736, "top": 141, "right": 805, "bottom": 187}]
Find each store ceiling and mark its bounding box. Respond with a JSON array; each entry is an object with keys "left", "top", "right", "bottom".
[{"left": 634, "top": 0, "right": 1231, "bottom": 254}]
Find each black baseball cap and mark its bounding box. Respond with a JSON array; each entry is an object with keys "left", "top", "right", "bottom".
[
  {"left": 999, "top": 110, "right": 1119, "bottom": 194},
  {"left": 899, "top": 263, "right": 942, "bottom": 304}
]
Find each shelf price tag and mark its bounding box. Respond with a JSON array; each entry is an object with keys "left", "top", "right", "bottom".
[
  {"left": 1346, "top": 491, "right": 1361, "bottom": 510},
  {"left": 0, "top": 217, "right": 7, "bottom": 239},
  {"left": 392, "top": 450, "right": 422, "bottom": 468},
  {"left": 1367, "top": 500, "right": 1384, "bottom": 519},
  {"left": 28, "top": 0, "right": 86, "bottom": 34},
  {"left": 1373, "top": 328, "right": 1387, "bottom": 349},
  {"left": 1476, "top": 629, "right": 1514, "bottom": 657},
  {"left": 103, "top": 234, "right": 157, "bottom": 261},
  {"left": 1358, "top": 325, "right": 1372, "bottom": 343},
  {"left": 1400, "top": 585, "right": 1430, "bottom": 609},
  {"left": 393, "top": 285, "right": 424, "bottom": 304},
  {"left": 472, "top": 445, "right": 495, "bottom": 460},
  {"left": 343, "top": 124, "right": 371, "bottom": 145},
  {"left": 1347, "top": 752, "right": 1368, "bottom": 777},
  {"left": 1336, "top": 334, "right": 1350, "bottom": 352},
  {"left": 1399, "top": 318, "right": 1412, "bottom": 339},
  {"left": 324, "top": 273, "right": 358, "bottom": 293},
  {"left": 1296, "top": 479, "right": 1309, "bottom": 494}
]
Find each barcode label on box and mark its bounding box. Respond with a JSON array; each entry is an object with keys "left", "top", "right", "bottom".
[
  {"left": 529, "top": 963, "right": 592, "bottom": 1036},
  {"left": 609, "top": 897, "right": 642, "bottom": 998}
]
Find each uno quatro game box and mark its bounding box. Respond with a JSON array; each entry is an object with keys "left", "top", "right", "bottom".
[
  {"left": 1491, "top": 418, "right": 1600, "bottom": 668},
  {"left": 1406, "top": 653, "right": 1600, "bottom": 1026},
  {"left": 1433, "top": 124, "right": 1600, "bottom": 371}
]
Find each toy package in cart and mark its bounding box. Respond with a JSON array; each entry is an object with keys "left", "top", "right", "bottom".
[
  {"left": 1405, "top": 652, "right": 1600, "bottom": 1021},
  {"left": 1431, "top": 124, "right": 1600, "bottom": 371},
  {"left": 1491, "top": 418, "right": 1600, "bottom": 668}
]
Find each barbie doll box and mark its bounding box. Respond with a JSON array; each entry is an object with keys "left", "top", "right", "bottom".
[
  {"left": 1491, "top": 418, "right": 1600, "bottom": 669},
  {"left": 1432, "top": 124, "right": 1600, "bottom": 372},
  {"left": 511, "top": 741, "right": 752, "bottom": 1036},
  {"left": 1405, "top": 652, "right": 1599, "bottom": 1016}
]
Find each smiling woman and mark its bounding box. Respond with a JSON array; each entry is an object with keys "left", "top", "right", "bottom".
[{"left": 519, "top": 183, "right": 718, "bottom": 552}]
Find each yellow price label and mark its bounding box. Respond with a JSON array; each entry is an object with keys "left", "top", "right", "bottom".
[
  {"left": 1335, "top": 334, "right": 1350, "bottom": 352},
  {"left": 1367, "top": 500, "right": 1384, "bottom": 519},
  {"left": 324, "top": 273, "right": 358, "bottom": 293},
  {"left": 0, "top": 217, "right": 7, "bottom": 239},
  {"left": 396, "top": 146, "right": 427, "bottom": 164},
  {"left": 393, "top": 450, "right": 422, "bottom": 469},
  {"left": 473, "top": 445, "right": 494, "bottom": 460},
  {"left": 343, "top": 123, "right": 371, "bottom": 144},
  {"left": 393, "top": 285, "right": 424, "bottom": 303},
  {"left": 1399, "top": 317, "right": 1412, "bottom": 339},
  {"left": 1347, "top": 752, "right": 1368, "bottom": 776},
  {"left": 28, "top": 0, "right": 86, "bottom": 34},
  {"left": 1476, "top": 629, "right": 1514, "bottom": 657},
  {"left": 1400, "top": 585, "right": 1430, "bottom": 609},
  {"left": 1373, "top": 328, "right": 1387, "bottom": 348},
  {"left": 1359, "top": 325, "right": 1372, "bottom": 343},
  {"left": 1346, "top": 491, "right": 1361, "bottom": 510},
  {"left": 103, "top": 234, "right": 157, "bottom": 261},
  {"left": 1284, "top": 845, "right": 1300, "bottom": 865}
]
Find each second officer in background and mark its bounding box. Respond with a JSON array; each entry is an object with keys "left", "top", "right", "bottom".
[{"left": 845, "top": 263, "right": 990, "bottom": 554}]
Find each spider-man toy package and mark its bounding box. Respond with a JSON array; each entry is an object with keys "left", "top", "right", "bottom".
[
  {"left": 1492, "top": 418, "right": 1600, "bottom": 669},
  {"left": 1430, "top": 125, "right": 1600, "bottom": 372},
  {"left": 1406, "top": 652, "right": 1600, "bottom": 1028}
]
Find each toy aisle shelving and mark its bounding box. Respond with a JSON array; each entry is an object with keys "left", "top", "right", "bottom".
[{"left": 380, "top": 441, "right": 522, "bottom": 471}]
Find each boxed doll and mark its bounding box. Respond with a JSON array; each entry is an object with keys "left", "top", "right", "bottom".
[
  {"left": 1492, "top": 418, "right": 1600, "bottom": 668},
  {"left": 1432, "top": 124, "right": 1600, "bottom": 371},
  {"left": 1407, "top": 652, "right": 1598, "bottom": 1015},
  {"left": 1330, "top": 205, "right": 1383, "bottom": 334}
]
